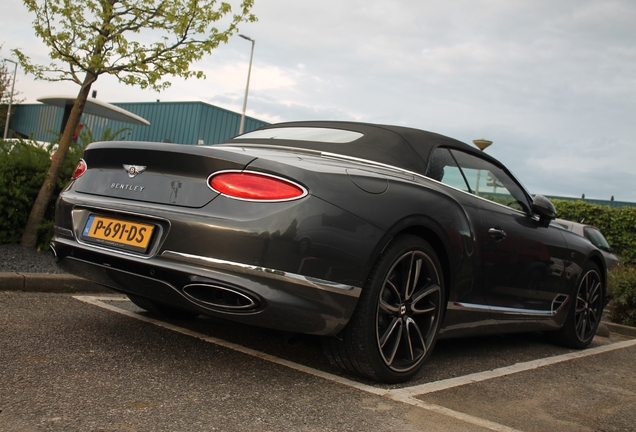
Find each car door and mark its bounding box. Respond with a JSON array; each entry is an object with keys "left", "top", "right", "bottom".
[
  {"left": 449, "top": 149, "right": 571, "bottom": 317},
  {"left": 425, "top": 147, "right": 486, "bottom": 310}
]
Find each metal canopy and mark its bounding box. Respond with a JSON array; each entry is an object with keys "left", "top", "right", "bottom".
[{"left": 37, "top": 95, "right": 151, "bottom": 126}]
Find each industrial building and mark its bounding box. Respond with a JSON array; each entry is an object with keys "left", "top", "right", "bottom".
[{"left": 8, "top": 99, "right": 269, "bottom": 145}]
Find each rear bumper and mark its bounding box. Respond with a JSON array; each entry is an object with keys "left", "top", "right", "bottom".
[{"left": 51, "top": 237, "right": 361, "bottom": 335}]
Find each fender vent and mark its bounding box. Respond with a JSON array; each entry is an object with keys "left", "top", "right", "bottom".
[{"left": 551, "top": 294, "right": 570, "bottom": 314}]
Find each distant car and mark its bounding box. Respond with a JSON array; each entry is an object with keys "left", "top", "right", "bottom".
[
  {"left": 554, "top": 219, "right": 620, "bottom": 270},
  {"left": 1, "top": 138, "right": 52, "bottom": 153},
  {"left": 52, "top": 121, "right": 607, "bottom": 383}
]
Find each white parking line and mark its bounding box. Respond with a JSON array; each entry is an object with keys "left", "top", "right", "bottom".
[
  {"left": 388, "top": 338, "right": 636, "bottom": 399},
  {"left": 74, "top": 295, "right": 636, "bottom": 432}
]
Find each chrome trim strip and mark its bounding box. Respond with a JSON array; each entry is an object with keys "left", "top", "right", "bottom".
[
  {"left": 206, "top": 169, "right": 309, "bottom": 202},
  {"left": 53, "top": 226, "right": 74, "bottom": 238},
  {"left": 73, "top": 239, "right": 159, "bottom": 260},
  {"left": 450, "top": 297, "right": 570, "bottom": 317},
  {"left": 320, "top": 151, "right": 530, "bottom": 215},
  {"left": 218, "top": 144, "right": 530, "bottom": 215},
  {"left": 161, "top": 250, "right": 361, "bottom": 297},
  {"left": 217, "top": 144, "right": 415, "bottom": 178}
]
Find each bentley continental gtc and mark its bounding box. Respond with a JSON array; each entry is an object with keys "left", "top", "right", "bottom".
[{"left": 51, "top": 121, "right": 607, "bottom": 383}]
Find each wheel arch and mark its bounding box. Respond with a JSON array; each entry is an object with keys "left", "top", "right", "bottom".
[
  {"left": 365, "top": 216, "right": 455, "bottom": 311},
  {"left": 401, "top": 225, "right": 452, "bottom": 305}
]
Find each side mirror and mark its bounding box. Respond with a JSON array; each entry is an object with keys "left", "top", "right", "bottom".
[{"left": 531, "top": 195, "right": 556, "bottom": 227}]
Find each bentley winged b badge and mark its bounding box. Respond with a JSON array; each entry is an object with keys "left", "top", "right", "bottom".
[{"left": 123, "top": 164, "right": 147, "bottom": 178}]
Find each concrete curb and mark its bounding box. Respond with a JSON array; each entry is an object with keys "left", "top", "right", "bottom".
[
  {"left": 0, "top": 272, "right": 110, "bottom": 293},
  {"left": 604, "top": 321, "right": 636, "bottom": 338}
]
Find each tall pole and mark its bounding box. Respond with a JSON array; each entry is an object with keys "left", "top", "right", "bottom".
[
  {"left": 3, "top": 58, "right": 17, "bottom": 140},
  {"left": 238, "top": 34, "right": 255, "bottom": 135}
]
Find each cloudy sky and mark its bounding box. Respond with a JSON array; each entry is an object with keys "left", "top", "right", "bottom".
[{"left": 2, "top": 0, "right": 635, "bottom": 201}]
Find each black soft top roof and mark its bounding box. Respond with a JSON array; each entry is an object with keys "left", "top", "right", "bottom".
[{"left": 227, "top": 121, "right": 501, "bottom": 175}]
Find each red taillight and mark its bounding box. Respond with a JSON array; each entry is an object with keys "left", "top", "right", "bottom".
[
  {"left": 71, "top": 159, "right": 87, "bottom": 179},
  {"left": 208, "top": 171, "right": 307, "bottom": 201}
]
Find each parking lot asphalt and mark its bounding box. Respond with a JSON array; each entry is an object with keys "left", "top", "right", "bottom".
[{"left": 2, "top": 276, "right": 636, "bottom": 431}]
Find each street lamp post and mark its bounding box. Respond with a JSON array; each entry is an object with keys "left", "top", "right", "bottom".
[
  {"left": 3, "top": 58, "right": 18, "bottom": 140},
  {"left": 238, "top": 34, "right": 255, "bottom": 135}
]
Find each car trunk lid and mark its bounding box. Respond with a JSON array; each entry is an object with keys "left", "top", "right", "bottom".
[{"left": 74, "top": 141, "right": 257, "bottom": 208}]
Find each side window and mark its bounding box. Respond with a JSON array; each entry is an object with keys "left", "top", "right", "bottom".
[
  {"left": 426, "top": 148, "right": 470, "bottom": 192},
  {"left": 449, "top": 150, "right": 530, "bottom": 212}
]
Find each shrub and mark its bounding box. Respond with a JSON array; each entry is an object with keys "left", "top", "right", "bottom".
[
  {"left": 0, "top": 139, "right": 81, "bottom": 249},
  {"left": 0, "top": 126, "right": 127, "bottom": 250},
  {"left": 608, "top": 264, "right": 636, "bottom": 327},
  {"left": 0, "top": 140, "right": 50, "bottom": 245}
]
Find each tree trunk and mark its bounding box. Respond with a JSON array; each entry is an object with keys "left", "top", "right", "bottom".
[{"left": 20, "top": 72, "right": 97, "bottom": 248}]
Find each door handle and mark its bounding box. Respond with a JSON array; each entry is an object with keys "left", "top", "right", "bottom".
[{"left": 488, "top": 227, "right": 507, "bottom": 241}]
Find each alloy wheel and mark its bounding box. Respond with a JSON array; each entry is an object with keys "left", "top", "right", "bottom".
[
  {"left": 376, "top": 250, "right": 442, "bottom": 372},
  {"left": 574, "top": 268, "right": 603, "bottom": 342}
]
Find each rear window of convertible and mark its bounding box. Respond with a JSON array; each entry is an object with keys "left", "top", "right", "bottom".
[{"left": 234, "top": 127, "right": 363, "bottom": 143}]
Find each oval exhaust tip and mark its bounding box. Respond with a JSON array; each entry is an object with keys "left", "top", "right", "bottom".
[{"left": 182, "top": 283, "right": 258, "bottom": 311}]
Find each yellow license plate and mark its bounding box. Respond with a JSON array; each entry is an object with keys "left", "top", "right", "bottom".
[{"left": 82, "top": 215, "right": 154, "bottom": 251}]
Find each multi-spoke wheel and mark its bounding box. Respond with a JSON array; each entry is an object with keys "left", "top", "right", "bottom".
[
  {"left": 549, "top": 263, "right": 604, "bottom": 349},
  {"left": 323, "top": 235, "right": 444, "bottom": 383},
  {"left": 376, "top": 249, "right": 442, "bottom": 373}
]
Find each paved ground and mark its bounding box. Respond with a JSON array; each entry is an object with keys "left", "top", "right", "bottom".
[{"left": 1, "top": 289, "right": 635, "bottom": 432}]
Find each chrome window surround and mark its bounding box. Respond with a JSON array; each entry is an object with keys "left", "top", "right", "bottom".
[{"left": 219, "top": 143, "right": 533, "bottom": 216}]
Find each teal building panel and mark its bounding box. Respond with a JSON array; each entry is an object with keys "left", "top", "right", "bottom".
[
  {"left": 9, "top": 100, "right": 269, "bottom": 146},
  {"left": 9, "top": 104, "right": 63, "bottom": 143}
]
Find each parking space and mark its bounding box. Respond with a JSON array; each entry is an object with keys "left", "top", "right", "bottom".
[{"left": 1, "top": 291, "right": 635, "bottom": 431}]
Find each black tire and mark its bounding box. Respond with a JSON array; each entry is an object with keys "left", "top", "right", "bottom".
[
  {"left": 323, "top": 235, "right": 444, "bottom": 383},
  {"left": 549, "top": 263, "right": 604, "bottom": 349},
  {"left": 127, "top": 294, "right": 199, "bottom": 320}
]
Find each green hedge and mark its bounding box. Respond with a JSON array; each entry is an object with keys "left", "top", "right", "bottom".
[
  {"left": 608, "top": 265, "right": 636, "bottom": 327},
  {"left": 0, "top": 139, "right": 81, "bottom": 249},
  {"left": 552, "top": 199, "right": 636, "bottom": 265}
]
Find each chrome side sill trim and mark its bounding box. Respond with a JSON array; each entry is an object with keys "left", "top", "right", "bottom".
[
  {"left": 161, "top": 250, "right": 362, "bottom": 297},
  {"left": 450, "top": 296, "right": 570, "bottom": 317}
]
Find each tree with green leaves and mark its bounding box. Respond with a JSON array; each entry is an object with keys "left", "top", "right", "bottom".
[{"left": 13, "top": 0, "right": 256, "bottom": 247}]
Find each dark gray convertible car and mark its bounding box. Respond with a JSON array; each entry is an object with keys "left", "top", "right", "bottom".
[{"left": 52, "top": 121, "right": 606, "bottom": 383}]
